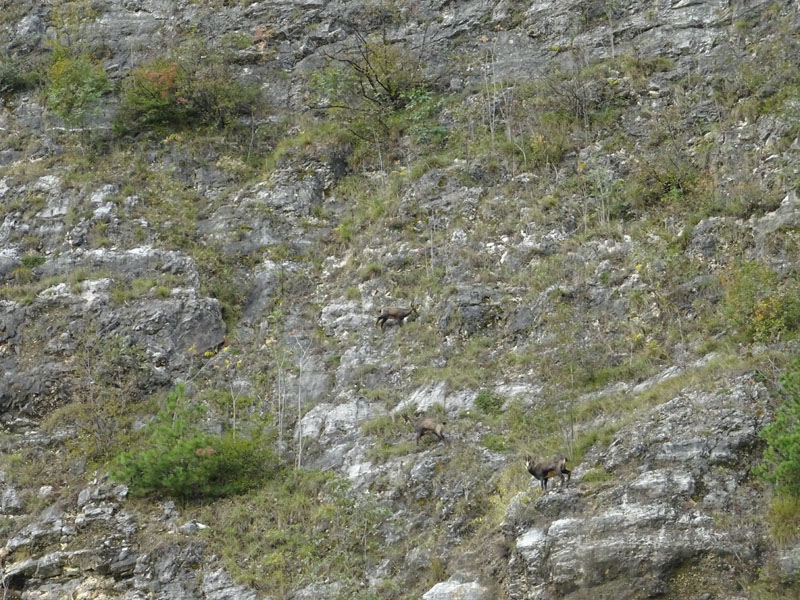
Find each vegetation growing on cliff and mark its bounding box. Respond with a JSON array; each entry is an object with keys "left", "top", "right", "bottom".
[
  {"left": 1, "top": 1, "right": 800, "bottom": 598},
  {"left": 759, "top": 358, "right": 800, "bottom": 546}
]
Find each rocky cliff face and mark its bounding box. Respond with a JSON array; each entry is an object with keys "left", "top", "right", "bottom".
[{"left": 1, "top": 0, "right": 800, "bottom": 598}]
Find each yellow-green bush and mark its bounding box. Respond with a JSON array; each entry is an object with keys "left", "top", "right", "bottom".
[
  {"left": 721, "top": 261, "right": 800, "bottom": 342},
  {"left": 44, "top": 46, "right": 110, "bottom": 126}
]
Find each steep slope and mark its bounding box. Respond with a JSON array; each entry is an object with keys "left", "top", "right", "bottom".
[{"left": 1, "top": 0, "right": 800, "bottom": 598}]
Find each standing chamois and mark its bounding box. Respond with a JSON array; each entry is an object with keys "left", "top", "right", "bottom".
[
  {"left": 402, "top": 413, "right": 446, "bottom": 445},
  {"left": 376, "top": 304, "right": 418, "bottom": 331},
  {"left": 525, "top": 455, "right": 571, "bottom": 491}
]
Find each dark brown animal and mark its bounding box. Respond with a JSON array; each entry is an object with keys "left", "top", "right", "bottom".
[
  {"left": 376, "top": 304, "right": 418, "bottom": 331},
  {"left": 402, "top": 413, "right": 446, "bottom": 445},
  {"left": 525, "top": 455, "right": 571, "bottom": 491}
]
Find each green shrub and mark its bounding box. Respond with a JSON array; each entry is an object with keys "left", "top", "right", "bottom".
[
  {"left": 115, "top": 52, "right": 260, "bottom": 136},
  {"left": 20, "top": 254, "right": 46, "bottom": 268},
  {"left": 44, "top": 46, "right": 110, "bottom": 127},
  {"left": 111, "top": 384, "right": 277, "bottom": 499},
  {"left": 481, "top": 434, "right": 510, "bottom": 452},
  {"left": 758, "top": 357, "right": 800, "bottom": 498},
  {"left": 0, "top": 54, "right": 41, "bottom": 97},
  {"left": 474, "top": 389, "right": 504, "bottom": 415}
]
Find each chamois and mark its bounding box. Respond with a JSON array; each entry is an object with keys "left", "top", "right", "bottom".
[
  {"left": 402, "top": 413, "right": 446, "bottom": 445},
  {"left": 376, "top": 304, "right": 418, "bottom": 331},
  {"left": 525, "top": 455, "right": 571, "bottom": 491}
]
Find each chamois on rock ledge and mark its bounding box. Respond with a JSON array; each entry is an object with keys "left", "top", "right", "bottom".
[
  {"left": 376, "top": 304, "right": 418, "bottom": 331},
  {"left": 525, "top": 455, "right": 571, "bottom": 491},
  {"left": 402, "top": 413, "right": 446, "bottom": 445}
]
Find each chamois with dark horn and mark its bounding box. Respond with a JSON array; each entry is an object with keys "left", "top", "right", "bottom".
[
  {"left": 402, "top": 413, "right": 446, "bottom": 445},
  {"left": 525, "top": 455, "right": 571, "bottom": 491},
  {"left": 376, "top": 303, "right": 418, "bottom": 331}
]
